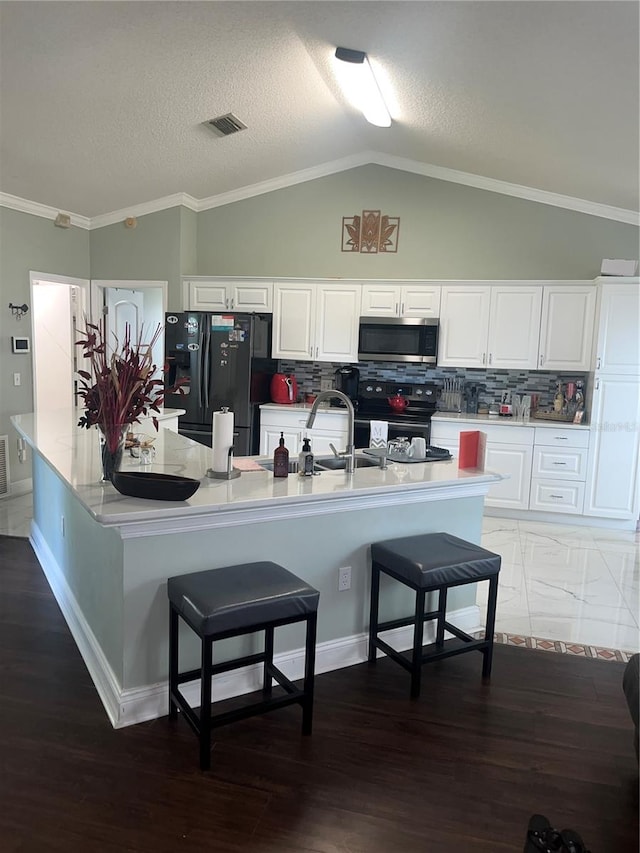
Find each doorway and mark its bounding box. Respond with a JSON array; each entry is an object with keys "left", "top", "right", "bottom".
[{"left": 30, "top": 272, "right": 90, "bottom": 413}]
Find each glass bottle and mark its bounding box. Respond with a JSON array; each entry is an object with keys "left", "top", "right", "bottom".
[{"left": 273, "top": 432, "right": 289, "bottom": 478}]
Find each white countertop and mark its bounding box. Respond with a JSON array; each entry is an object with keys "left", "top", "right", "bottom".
[
  {"left": 432, "top": 412, "right": 590, "bottom": 430},
  {"left": 260, "top": 402, "right": 345, "bottom": 414},
  {"left": 12, "top": 409, "right": 501, "bottom": 529}
]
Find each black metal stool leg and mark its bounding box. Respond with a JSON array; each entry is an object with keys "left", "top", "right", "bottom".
[
  {"left": 410, "top": 589, "right": 426, "bottom": 699},
  {"left": 482, "top": 575, "right": 499, "bottom": 678},
  {"left": 199, "top": 637, "right": 213, "bottom": 771},
  {"left": 263, "top": 625, "right": 274, "bottom": 697},
  {"left": 302, "top": 613, "right": 317, "bottom": 735},
  {"left": 168, "top": 605, "right": 179, "bottom": 720},
  {"left": 435, "top": 586, "right": 448, "bottom": 647},
  {"left": 368, "top": 562, "right": 380, "bottom": 662}
]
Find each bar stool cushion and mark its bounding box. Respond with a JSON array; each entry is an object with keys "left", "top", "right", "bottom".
[
  {"left": 167, "top": 561, "right": 320, "bottom": 636},
  {"left": 371, "top": 532, "right": 501, "bottom": 589}
]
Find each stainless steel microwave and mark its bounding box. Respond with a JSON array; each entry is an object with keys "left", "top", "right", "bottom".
[{"left": 358, "top": 317, "right": 439, "bottom": 364}]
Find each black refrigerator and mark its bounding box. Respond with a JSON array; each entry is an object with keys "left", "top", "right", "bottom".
[{"left": 163, "top": 312, "right": 276, "bottom": 454}]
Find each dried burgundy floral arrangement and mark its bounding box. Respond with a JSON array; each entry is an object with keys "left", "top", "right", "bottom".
[{"left": 75, "top": 319, "right": 177, "bottom": 451}]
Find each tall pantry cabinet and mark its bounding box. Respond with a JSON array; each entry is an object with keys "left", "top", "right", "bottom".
[{"left": 585, "top": 278, "right": 640, "bottom": 520}]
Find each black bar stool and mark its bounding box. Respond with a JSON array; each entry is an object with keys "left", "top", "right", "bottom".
[
  {"left": 368, "top": 532, "right": 501, "bottom": 699},
  {"left": 168, "top": 561, "right": 320, "bottom": 770}
]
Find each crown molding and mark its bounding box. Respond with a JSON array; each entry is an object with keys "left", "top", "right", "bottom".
[
  {"left": 367, "top": 152, "right": 639, "bottom": 226},
  {"left": 2, "top": 154, "right": 637, "bottom": 227},
  {"left": 88, "top": 192, "right": 199, "bottom": 230},
  {"left": 0, "top": 192, "right": 91, "bottom": 229},
  {"left": 196, "top": 152, "right": 371, "bottom": 211}
]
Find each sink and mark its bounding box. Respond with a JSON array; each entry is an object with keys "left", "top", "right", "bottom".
[
  {"left": 315, "top": 455, "right": 379, "bottom": 470},
  {"left": 259, "top": 460, "right": 322, "bottom": 474}
]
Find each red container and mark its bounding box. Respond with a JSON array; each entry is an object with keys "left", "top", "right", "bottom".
[
  {"left": 270, "top": 373, "right": 298, "bottom": 404},
  {"left": 388, "top": 394, "right": 408, "bottom": 413}
]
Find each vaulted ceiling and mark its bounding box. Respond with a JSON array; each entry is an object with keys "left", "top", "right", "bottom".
[{"left": 1, "top": 1, "right": 638, "bottom": 220}]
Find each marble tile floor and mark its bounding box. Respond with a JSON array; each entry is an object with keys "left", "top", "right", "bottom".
[
  {"left": 479, "top": 517, "right": 639, "bottom": 655},
  {"left": 1, "top": 491, "right": 638, "bottom": 654}
]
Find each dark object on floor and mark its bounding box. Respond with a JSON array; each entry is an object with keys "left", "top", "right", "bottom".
[
  {"left": 167, "top": 561, "right": 319, "bottom": 770},
  {"left": 524, "top": 814, "right": 591, "bottom": 852},
  {"left": 368, "top": 531, "right": 500, "bottom": 698},
  {"left": 111, "top": 470, "right": 200, "bottom": 500},
  {"left": 623, "top": 652, "right": 639, "bottom": 760}
]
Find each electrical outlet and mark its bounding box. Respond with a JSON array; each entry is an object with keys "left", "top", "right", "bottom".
[
  {"left": 60, "top": 516, "right": 65, "bottom": 537},
  {"left": 338, "top": 566, "right": 351, "bottom": 591},
  {"left": 320, "top": 379, "right": 333, "bottom": 392},
  {"left": 13, "top": 372, "right": 21, "bottom": 387}
]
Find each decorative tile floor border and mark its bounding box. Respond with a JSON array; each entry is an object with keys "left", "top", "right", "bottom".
[{"left": 488, "top": 631, "right": 635, "bottom": 663}]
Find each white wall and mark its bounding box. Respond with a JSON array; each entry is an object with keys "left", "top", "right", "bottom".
[{"left": 32, "top": 283, "right": 73, "bottom": 411}]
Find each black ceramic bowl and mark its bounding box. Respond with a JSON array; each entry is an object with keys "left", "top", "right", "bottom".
[{"left": 111, "top": 471, "right": 200, "bottom": 501}]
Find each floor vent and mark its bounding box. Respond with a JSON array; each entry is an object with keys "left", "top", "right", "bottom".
[
  {"left": 205, "top": 113, "right": 247, "bottom": 137},
  {"left": 0, "top": 435, "right": 9, "bottom": 497}
]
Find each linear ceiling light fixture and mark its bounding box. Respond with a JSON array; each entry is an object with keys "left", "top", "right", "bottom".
[{"left": 334, "top": 47, "right": 391, "bottom": 128}]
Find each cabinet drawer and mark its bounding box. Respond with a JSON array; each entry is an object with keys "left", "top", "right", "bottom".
[
  {"left": 534, "top": 427, "right": 589, "bottom": 448},
  {"left": 529, "top": 479, "right": 585, "bottom": 514},
  {"left": 533, "top": 447, "right": 588, "bottom": 480}
]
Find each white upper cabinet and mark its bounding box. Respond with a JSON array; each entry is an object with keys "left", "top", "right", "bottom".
[
  {"left": 594, "top": 281, "right": 640, "bottom": 375},
  {"left": 361, "top": 282, "right": 441, "bottom": 318},
  {"left": 438, "top": 285, "right": 492, "bottom": 368},
  {"left": 538, "top": 284, "right": 595, "bottom": 371},
  {"left": 272, "top": 282, "right": 360, "bottom": 362},
  {"left": 487, "top": 286, "right": 543, "bottom": 369},
  {"left": 186, "top": 278, "right": 273, "bottom": 313}
]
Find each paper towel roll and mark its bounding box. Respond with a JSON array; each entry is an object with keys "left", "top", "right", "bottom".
[{"left": 212, "top": 409, "right": 234, "bottom": 473}]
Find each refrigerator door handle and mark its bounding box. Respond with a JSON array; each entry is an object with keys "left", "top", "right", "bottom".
[
  {"left": 203, "top": 323, "right": 211, "bottom": 411},
  {"left": 197, "top": 324, "right": 204, "bottom": 410}
]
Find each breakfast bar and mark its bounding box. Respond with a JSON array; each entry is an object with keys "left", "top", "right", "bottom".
[{"left": 12, "top": 410, "right": 502, "bottom": 728}]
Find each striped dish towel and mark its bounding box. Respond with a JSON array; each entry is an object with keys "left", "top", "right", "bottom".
[{"left": 369, "top": 421, "right": 388, "bottom": 448}]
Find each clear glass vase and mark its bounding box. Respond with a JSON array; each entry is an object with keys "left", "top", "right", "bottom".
[{"left": 98, "top": 424, "right": 128, "bottom": 483}]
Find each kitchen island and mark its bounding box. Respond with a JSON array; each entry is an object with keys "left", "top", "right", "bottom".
[{"left": 12, "top": 409, "right": 502, "bottom": 728}]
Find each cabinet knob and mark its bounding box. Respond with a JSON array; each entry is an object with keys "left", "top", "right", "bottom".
[
  {"left": 482, "top": 352, "right": 486, "bottom": 365},
  {"left": 488, "top": 353, "right": 493, "bottom": 365},
  {"left": 597, "top": 357, "right": 601, "bottom": 369},
  {"left": 539, "top": 354, "right": 544, "bottom": 367},
  {"left": 401, "top": 302, "right": 405, "bottom": 314},
  {"left": 395, "top": 303, "right": 399, "bottom": 314}
]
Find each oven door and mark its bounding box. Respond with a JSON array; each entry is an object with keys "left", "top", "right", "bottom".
[{"left": 355, "top": 417, "right": 431, "bottom": 449}]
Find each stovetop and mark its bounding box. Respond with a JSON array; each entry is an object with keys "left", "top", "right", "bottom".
[{"left": 356, "top": 381, "right": 439, "bottom": 422}]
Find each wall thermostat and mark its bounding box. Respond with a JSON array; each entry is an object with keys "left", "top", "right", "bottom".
[{"left": 11, "top": 336, "right": 30, "bottom": 353}]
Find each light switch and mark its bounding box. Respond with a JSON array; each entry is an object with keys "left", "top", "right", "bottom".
[{"left": 13, "top": 372, "right": 21, "bottom": 387}]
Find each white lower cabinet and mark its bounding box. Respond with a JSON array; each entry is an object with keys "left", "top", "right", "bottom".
[
  {"left": 529, "top": 480, "right": 585, "bottom": 514},
  {"left": 259, "top": 406, "right": 348, "bottom": 457},
  {"left": 430, "top": 419, "right": 534, "bottom": 509}
]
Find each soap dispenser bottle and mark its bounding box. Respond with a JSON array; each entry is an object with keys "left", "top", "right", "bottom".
[
  {"left": 273, "top": 432, "right": 289, "bottom": 478},
  {"left": 298, "top": 436, "right": 314, "bottom": 476}
]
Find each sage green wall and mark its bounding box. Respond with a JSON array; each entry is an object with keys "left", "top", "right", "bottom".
[
  {"left": 197, "top": 165, "right": 639, "bottom": 279},
  {"left": 179, "top": 206, "right": 198, "bottom": 277},
  {"left": 0, "top": 207, "right": 89, "bottom": 485},
  {"left": 89, "top": 207, "right": 184, "bottom": 310}
]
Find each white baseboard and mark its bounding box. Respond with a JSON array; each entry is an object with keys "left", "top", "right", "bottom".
[{"left": 29, "top": 522, "right": 482, "bottom": 729}]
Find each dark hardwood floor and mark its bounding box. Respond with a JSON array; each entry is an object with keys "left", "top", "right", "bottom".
[{"left": 1, "top": 535, "right": 637, "bottom": 853}]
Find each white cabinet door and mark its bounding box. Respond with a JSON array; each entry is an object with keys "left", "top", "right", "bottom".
[
  {"left": 438, "top": 286, "right": 491, "bottom": 367},
  {"left": 400, "top": 285, "right": 441, "bottom": 317},
  {"left": 273, "top": 283, "right": 359, "bottom": 362},
  {"left": 595, "top": 283, "right": 640, "bottom": 375},
  {"left": 360, "top": 284, "right": 400, "bottom": 316},
  {"left": 188, "top": 281, "right": 227, "bottom": 311},
  {"left": 484, "top": 443, "right": 533, "bottom": 509},
  {"left": 272, "top": 284, "right": 315, "bottom": 360},
  {"left": 230, "top": 282, "right": 273, "bottom": 313},
  {"left": 261, "top": 427, "right": 301, "bottom": 456},
  {"left": 584, "top": 375, "right": 640, "bottom": 519},
  {"left": 360, "top": 283, "right": 441, "bottom": 318},
  {"left": 538, "top": 285, "right": 596, "bottom": 371},
  {"left": 315, "top": 284, "right": 360, "bottom": 362},
  {"left": 488, "top": 286, "right": 542, "bottom": 369},
  {"left": 187, "top": 279, "right": 273, "bottom": 312}
]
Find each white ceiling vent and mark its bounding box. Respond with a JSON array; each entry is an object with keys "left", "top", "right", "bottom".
[{"left": 205, "top": 113, "right": 247, "bottom": 137}]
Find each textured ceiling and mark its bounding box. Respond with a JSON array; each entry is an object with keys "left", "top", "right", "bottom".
[{"left": 0, "top": 1, "right": 638, "bottom": 219}]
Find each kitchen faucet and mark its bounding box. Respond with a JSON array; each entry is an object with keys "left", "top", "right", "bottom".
[{"left": 305, "top": 390, "right": 356, "bottom": 474}]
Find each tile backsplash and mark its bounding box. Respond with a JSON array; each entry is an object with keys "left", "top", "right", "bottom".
[{"left": 278, "top": 360, "right": 588, "bottom": 414}]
